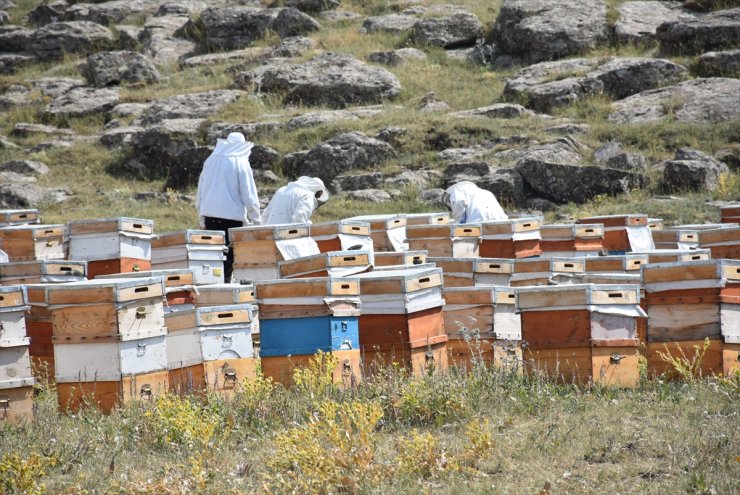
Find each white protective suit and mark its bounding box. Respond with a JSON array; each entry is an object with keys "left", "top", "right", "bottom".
[
  {"left": 262, "top": 176, "right": 330, "bottom": 225},
  {"left": 196, "top": 132, "right": 262, "bottom": 225},
  {"left": 442, "top": 181, "right": 508, "bottom": 224}
]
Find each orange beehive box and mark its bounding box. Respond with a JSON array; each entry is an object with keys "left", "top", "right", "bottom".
[
  {"left": 309, "top": 220, "right": 372, "bottom": 253},
  {"left": 373, "top": 250, "right": 428, "bottom": 267},
  {"left": 577, "top": 214, "right": 649, "bottom": 252},
  {"left": 345, "top": 215, "right": 407, "bottom": 252},
  {"left": 720, "top": 204, "right": 740, "bottom": 225},
  {"left": 277, "top": 251, "right": 372, "bottom": 279},
  {"left": 261, "top": 349, "right": 362, "bottom": 387},
  {"left": 479, "top": 217, "right": 542, "bottom": 259},
  {"left": 539, "top": 223, "right": 604, "bottom": 256},
  {"left": 0, "top": 260, "right": 86, "bottom": 285},
  {"left": 406, "top": 224, "right": 481, "bottom": 258}
]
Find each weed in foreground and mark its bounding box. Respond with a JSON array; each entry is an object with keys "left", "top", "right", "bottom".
[
  {"left": 0, "top": 452, "right": 57, "bottom": 495},
  {"left": 656, "top": 338, "right": 712, "bottom": 382}
]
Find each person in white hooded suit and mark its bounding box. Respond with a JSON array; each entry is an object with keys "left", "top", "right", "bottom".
[
  {"left": 262, "top": 176, "right": 330, "bottom": 225},
  {"left": 442, "top": 181, "right": 508, "bottom": 224}
]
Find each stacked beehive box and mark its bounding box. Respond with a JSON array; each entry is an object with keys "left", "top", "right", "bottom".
[
  {"left": 0, "top": 260, "right": 86, "bottom": 285},
  {"left": 549, "top": 257, "right": 587, "bottom": 285},
  {"left": 632, "top": 249, "right": 711, "bottom": 264},
  {"left": 152, "top": 230, "right": 227, "bottom": 285},
  {"left": 67, "top": 218, "right": 155, "bottom": 278},
  {"left": 652, "top": 226, "right": 702, "bottom": 250},
  {"left": 696, "top": 226, "right": 740, "bottom": 260},
  {"left": 346, "top": 214, "right": 408, "bottom": 252},
  {"left": 0, "top": 209, "right": 39, "bottom": 227},
  {"left": 508, "top": 258, "right": 552, "bottom": 287},
  {"left": 192, "top": 283, "right": 259, "bottom": 348},
  {"left": 584, "top": 254, "right": 648, "bottom": 275},
  {"left": 405, "top": 212, "right": 450, "bottom": 226},
  {"left": 518, "top": 284, "right": 644, "bottom": 387},
  {"left": 642, "top": 259, "right": 740, "bottom": 378},
  {"left": 256, "top": 277, "right": 362, "bottom": 387},
  {"left": 46, "top": 277, "right": 169, "bottom": 412},
  {"left": 479, "top": 217, "right": 542, "bottom": 259},
  {"left": 374, "top": 250, "right": 427, "bottom": 268},
  {"left": 429, "top": 257, "right": 516, "bottom": 287},
  {"left": 0, "top": 285, "right": 35, "bottom": 424},
  {"left": 578, "top": 214, "right": 653, "bottom": 253},
  {"left": 354, "top": 267, "right": 449, "bottom": 376},
  {"left": 648, "top": 218, "right": 664, "bottom": 231},
  {"left": 720, "top": 205, "right": 740, "bottom": 225},
  {"left": 490, "top": 286, "right": 523, "bottom": 371},
  {"left": 97, "top": 268, "right": 197, "bottom": 307},
  {"left": 310, "top": 220, "right": 373, "bottom": 253},
  {"left": 0, "top": 224, "right": 66, "bottom": 261},
  {"left": 277, "top": 250, "right": 373, "bottom": 279},
  {"left": 22, "top": 284, "right": 56, "bottom": 380},
  {"left": 165, "top": 304, "right": 257, "bottom": 396},
  {"left": 406, "top": 223, "right": 481, "bottom": 257},
  {"left": 539, "top": 223, "right": 604, "bottom": 258},
  {"left": 441, "top": 286, "right": 495, "bottom": 369},
  {"left": 230, "top": 223, "right": 318, "bottom": 283}
]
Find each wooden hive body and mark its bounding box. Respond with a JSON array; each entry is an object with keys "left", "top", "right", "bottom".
[
  {"left": 0, "top": 260, "right": 87, "bottom": 285},
  {"left": 578, "top": 214, "right": 650, "bottom": 253},
  {"left": 720, "top": 205, "right": 740, "bottom": 225},
  {"left": 0, "top": 285, "right": 35, "bottom": 424},
  {"left": 539, "top": 223, "right": 604, "bottom": 257},
  {"left": 67, "top": 218, "right": 154, "bottom": 276},
  {"left": 97, "top": 268, "right": 196, "bottom": 306},
  {"left": 278, "top": 250, "right": 372, "bottom": 279},
  {"left": 406, "top": 224, "right": 481, "bottom": 258},
  {"left": 152, "top": 230, "right": 226, "bottom": 284},
  {"left": 374, "top": 250, "right": 427, "bottom": 267},
  {"left": 0, "top": 224, "right": 65, "bottom": 261},
  {"left": 310, "top": 220, "right": 372, "bottom": 253},
  {"left": 261, "top": 349, "right": 362, "bottom": 387},
  {"left": 345, "top": 214, "right": 407, "bottom": 252},
  {"left": 0, "top": 209, "right": 39, "bottom": 227},
  {"left": 479, "top": 217, "right": 542, "bottom": 258}
]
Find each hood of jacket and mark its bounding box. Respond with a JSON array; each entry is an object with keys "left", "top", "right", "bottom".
[
  {"left": 442, "top": 181, "right": 478, "bottom": 207},
  {"left": 213, "top": 132, "right": 254, "bottom": 157},
  {"left": 295, "top": 176, "right": 330, "bottom": 203}
]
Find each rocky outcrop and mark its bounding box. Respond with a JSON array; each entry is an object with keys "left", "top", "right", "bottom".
[
  {"left": 659, "top": 148, "right": 730, "bottom": 192},
  {"left": 608, "top": 78, "right": 740, "bottom": 124},
  {"left": 82, "top": 51, "right": 160, "bottom": 87},
  {"left": 449, "top": 103, "right": 536, "bottom": 119},
  {"left": 657, "top": 8, "right": 740, "bottom": 55},
  {"left": 235, "top": 53, "right": 402, "bottom": 107},
  {"left": 0, "top": 160, "right": 49, "bottom": 175},
  {"left": 140, "top": 14, "right": 195, "bottom": 65},
  {"left": 332, "top": 172, "right": 384, "bottom": 192},
  {"left": 0, "top": 182, "right": 71, "bottom": 208},
  {"left": 492, "top": 0, "right": 609, "bottom": 63},
  {"left": 504, "top": 57, "right": 688, "bottom": 112},
  {"left": 0, "top": 25, "right": 33, "bottom": 52},
  {"left": 206, "top": 121, "right": 283, "bottom": 143},
  {"left": 614, "top": 1, "right": 695, "bottom": 46},
  {"left": 11, "top": 122, "right": 77, "bottom": 138},
  {"left": 368, "top": 48, "right": 427, "bottom": 66},
  {"left": 43, "top": 86, "right": 119, "bottom": 118},
  {"left": 120, "top": 119, "right": 202, "bottom": 179},
  {"left": 694, "top": 49, "right": 740, "bottom": 77},
  {"left": 30, "top": 77, "right": 84, "bottom": 97},
  {"left": 63, "top": 0, "right": 163, "bottom": 26},
  {"left": 0, "top": 53, "right": 34, "bottom": 74},
  {"left": 347, "top": 189, "right": 392, "bottom": 202},
  {"left": 272, "top": 36, "right": 314, "bottom": 57},
  {"left": 287, "top": 106, "right": 384, "bottom": 129},
  {"left": 411, "top": 12, "right": 483, "bottom": 48},
  {"left": 360, "top": 14, "right": 417, "bottom": 34},
  {"left": 138, "top": 90, "right": 244, "bottom": 125},
  {"left": 29, "top": 21, "right": 114, "bottom": 60},
  {"left": 28, "top": 1, "right": 68, "bottom": 26},
  {"left": 282, "top": 0, "right": 339, "bottom": 13}
]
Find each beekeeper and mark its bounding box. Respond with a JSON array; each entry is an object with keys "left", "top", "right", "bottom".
[
  {"left": 442, "top": 181, "right": 508, "bottom": 224},
  {"left": 262, "top": 176, "right": 330, "bottom": 225},
  {"left": 196, "top": 132, "right": 261, "bottom": 281}
]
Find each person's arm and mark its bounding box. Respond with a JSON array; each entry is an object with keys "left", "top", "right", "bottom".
[
  {"left": 292, "top": 191, "right": 315, "bottom": 224},
  {"left": 237, "top": 160, "right": 262, "bottom": 225},
  {"left": 450, "top": 191, "right": 468, "bottom": 224}
]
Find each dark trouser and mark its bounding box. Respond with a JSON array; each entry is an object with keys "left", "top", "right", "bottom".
[{"left": 204, "top": 217, "right": 243, "bottom": 283}]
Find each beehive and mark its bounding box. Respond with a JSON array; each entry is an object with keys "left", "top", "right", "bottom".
[
  {"left": 539, "top": 223, "right": 604, "bottom": 257},
  {"left": 406, "top": 223, "right": 481, "bottom": 258},
  {"left": 0, "top": 285, "right": 35, "bottom": 424},
  {"left": 405, "top": 212, "right": 451, "bottom": 226},
  {"left": 0, "top": 209, "right": 39, "bottom": 227},
  {"left": 373, "top": 250, "right": 428, "bottom": 268},
  {"left": 479, "top": 217, "right": 542, "bottom": 259},
  {"left": 309, "top": 220, "right": 373, "bottom": 253},
  {"left": 97, "top": 268, "right": 196, "bottom": 307},
  {"left": 0, "top": 260, "right": 86, "bottom": 285},
  {"left": 720, "top": 204, "right": 740, "bottom": 225},
  {"left": 632, "top": 249, "right": 711, "bottom": 264},
  {"left": 0, "top": 224, "right": 65, "bottom": 261},
  {"left": 345, "top": 214, "right": 408, "bottom": 252},
  {"left": 696, "top": 226, "right": 740, "bottom": 260},
  {"left": 278, "top": 250, "right": 372, "bottom": 279},
  {"left": 577, "top": 214, "right": 653, "bottom": 253},
  {"left": 549, "top": 257, "right": 587, "bottom": 285},
  {"left": 21, "top": 284, "right": 55, "bottom": 381},
  {"left": 442, "top": 286, "right": 495, "bottom": 369},
  {"left": 152, "top": 230, "right": 227, "bottom": 285},
  {"left": 584, "top": 254, "right": 648, "bottom": 274},
  {"left": 508, "top": 258, "right": 552, "bottom": 287}
]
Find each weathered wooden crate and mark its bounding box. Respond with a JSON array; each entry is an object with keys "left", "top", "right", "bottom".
[
  {"left": 0, "top": 380, "right": 35, "bottom": 424},
  {"left": 193, "top": 283, "right": 256, "bottom": 307},
  {"left": 427, "top": 257, "right": 477, "bottom": 287},
  {"left": 577, "top": 214, "right": 652, "bottom": 253},
  {"left": 278, "top": 251, "right": 372, "bottom": 279},
  {"left": 374, "top": 250, "right": 427, "bottom": 267},
  {"left": 696, "top": 226, "right": 740, "bottom": 259},
  {"left": 405, "top": 212, "right": 450, "bottom": 226},
  {"left": 645, "top": 339, "right": 723, "bottom": 379},
  {"left": 86, "top": 259, "right": 151, "bottom": 278},
  {"left": 310, "top": 220, "right": 373, "bottom": 253},
  {"left": 406, "top": 224, "right": 481, "bottom": 258},
  {"left": 473, "top": 259, "right": 515, "bottom": 286},
  {"left": 549, "top": 257, "right": 587, "bottom": 285},
  {"left": 152, "top": 230, "right": 226, "bottom": 285},
  {"left": 0, "top": 260, "right": 86, "bottom": 285},
  {"left": 648, "top": 218, "right": 664, "bottom": 231},
  {"left": 584, "top": 254, "right": 648, "bottom": 274},
  {"left": 525, "top": 346, "right": 639, "bottom": 387},
  {"left": 442, "top": 286, "right": 494, "bottom": 369},
  {"left": 68, "top": 217, "right": 154, "bottom": 261},
  {"left": 0, "top": 224, "right": 65, "bottom": 261},
  {"left": 479, "top": 217, "right": 542, "bottom": 259},
  {"left": 0, "top": 209, "right": 39, "bottom": 227},
  {"left": 539, "top": 223, "right": 604, "bottom": 257},
  {"left": 1, "top": 339, "right": 33, "bottom": 388},
  {"left": 723, "top": 342, "right": 740, "bottom": 376},
  {"left": 261, "top": 349, "right": 362, "bottom": 387},
  {"left": 651, "top": 228, "right": 700, "bottom": 250},
  {"left": 57, "top": 370, "right": 168, "bottom": 413},
  {"left": 508, "top": 258, "right": 552, "bottom": 287},
  {"left": 256, "top": 276, "right": 360, "bottom": 301},
  {"left": 346, "top": 214, "right": 408, "bottom": 252},
  {"left": 720, "top": 205, "right": 740, "bottom": 225},
  {"left": 354, "top": 267, "right": 444, "bottom": 312},
  {"left": 632, "top": 249, "right": 711, "bottom": 264},
  {"left": 96, "top": 268, "right": 196, "bottom": 306}
]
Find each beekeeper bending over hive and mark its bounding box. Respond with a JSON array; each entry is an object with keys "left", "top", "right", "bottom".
[
  {"left": 262, "top": 176, "right": 330, "bottom": 225},
  {"left": 442, "top": 181, "right": 508, "bottom": 224}
]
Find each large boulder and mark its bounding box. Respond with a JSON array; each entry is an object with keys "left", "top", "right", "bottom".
[
  {"left": 608, "top": 77, "right": 740, "bottom": 124},
  {"left": 201, "top": 7, "right": 320, "bottom": 51},
  {"left": 82, "top": 50, "right": 160, "bottom": 87},
  {"left": 235, "top": 52, "right": 402, "bottom": 107},
  {"left": 63, "top": 0, "right": 162, "bottom": 26},
  {"left": 138, "top": 90, "right": 244, "bottom": 125},
  {"left": 206, "top": 121, "right": 283, "bottom": 142},
  {"left": 517, "top": 160, "right": 647, "bottom": 204},
  {"left": 494, "top": 137, "right": 586, "bottom": 166},
  {"left": 121, "top": 119, "right": 203, "bottom": 179},
  {"left": 614, "top": 1, "right": 696, "bottom": 46},
  {"left": 140, "top": 15, "right": 196, "bottom": 65},
  {"left": 367, "top": 47, "right": 427, "bottom": 66},
  {"left": 30, "top": 77, "right": 84, "bottom": 97},
  {"left": 694, "top": 49, "right": 740, "bottom": 77},
  {"left": 492, "top": 0, "right": 609, "bottom": 63},
  {"left": 0, "top": 183, "right": 71, "bottom": 208},
  {"left": 0, "top": 84, "right": 31, "bottom": 110},
  {"left": 28, "top": 1, "right": 68, "bottom": 26},
  {"left": 0, "top": 25, "right": 34, "bottom": 52},
  {"left": 657, "top": 7, "right": 740, "bottom": 55},
  {"left": 282, "top": 0, "right": 340, "bottom": 13},
  {"left": 332, "top": 172, "right": 384, "bottom": 192},
  {"left": 660, "top": 148, "right": 730, "bottom": 192},
  {"left": 478, "top": 168, "right": 526, "bottom": 207},
  {"left": 0, "top": 160, "right": 49, "bottom": 175},
  {"left": 29, "top": 21, "right": 114, "bottom": 60},
  {"left": 360, "top": 14, "right": 418, "bottom": 34},
  {"left": 272, "top": 35, "right": 314, "bottom": 57},
  {"left": 282, "top": 131, "right": 395, "bottom": 185},
  {"left": 411, "top": 12, "right": 483, "bottom": 48},
  {"left": 503, "top": 57, "right": 688, "bottom": 112},
  {"left": 43, "top": 86, "right": 119, "bottom": 118},
  {"left": 0, "top": 53, "right": 35, "bottom": 74}
]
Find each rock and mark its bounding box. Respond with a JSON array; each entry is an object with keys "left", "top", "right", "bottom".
[
  {"left": 443, "top": 161, "right": 495, "bottom": 185},
  {"left": 0, "top": 135, "right": 18, "bottom": 149},
  {"left": 140, "top": 15, "right": 196, "bottom": 64},
  {"left": 545, "top": 123, "right": 591, "bottom": 136},
  {"left": 28, "top": 1, "right": 69, "bottom": 26},
  {"left": 385, "top": 169, "right": 441, "bottom": 189},
  {"left": 29, "top": 21, "right": 114, "bottom": 60},
  {"left": 694, "top": 49, "right": 740, "bottom": 77},
  {"left": 418, "top": 91, "right": 449, "bottom": 112},
  {"left": 593, "top": 142, "right": 623, "bottom": 163},
  {"left": 360, "top": 14, "right": 418, "bottom": 34},
  {"left": 205, "top": 121, "right": 283, "bottom": 142},
  {"left": 0, "top": 0, "right": 14, "bottom": 8},
  {"left": 99, "top": 125, "right": 144, "bottom": 148},
  {"left": 44, "top": 86, "right": 119, "bottom": 118},
  {"left": 437, "top": 145, "right": 498, "bottom": 163},
  {"left": 494, "top": 137, "right": 585, "bottom": 166},
  {"left": 608, "top": 78, "right": 740, "bottom": 124},
  {"left": 0, "top": 25, "right": 35, "bottom": 52},
  {"left": 82, "top": 50, "right": 160, "bottom": 87},
  {"left": 478, "top": 168, "right": 526, "bottom": 206},
  {"left": 235, "top": 52, "right": 402, "bottom": 107},
  {"left": 11, "top": 122, "right": 77, "bottom": 138},
  {"left": 517, "top": 160, "right": 647, "bottom": 204},
  {"left": 450, "top": 103, "right": 535, "bottom": 119},
  {"left": 411, "top": 12, "right": 483, "bottom": 48},
  {"left": 122, "top": 119, "right": 203, "bottom": 179},
  {"left": 492, "top": 0, "right": 609, "bottom": 63},
  {"left": 0, "top": 11, "right": 8, "bottom": 26},
  {"left": 115, "top": 24, "right": 143, "bottom": 50},
  {"left": 28, "top": 140, "right": 76, "bottom": 153},
  {"left": 110, "top": 102, "right": 150, "bottom": 119},
  {"left": 272, "top": 35, "right": 314, "bottom": 57},
  {"left": 614, "top": 1, "right": 695, "bottom": 46},
  {"left": 375, "top": 127, "right": 407, "bottom": 147},
  {"left": 660, "top": 148, "right": 730, "bottom": 191},
  {"left": 347, "top": 189, "right": 392, "bottom": 202},
  {"left": 63, "top": 0, "right": 161, "bottom": 26},
  {"left": 332, "top": 172, "right": 384, "bottom": 192},
  {"left": 156, "top": 1, "right": 207, "bottom": 16},
  {"left": 254, "top": 169, "right": 281, "bottom": 184},
  {"left": 0, "top": 183, "right": 71, "bottom": 208},
  {"left": 201, "top": 7, "right": 320, "bottom": 51},
  {"left": 0, "top": 84, "right": 30, "bottom": 110},
  {"left": 180, "top": 47, "right": 271, "bottom": 68},
  {"left": 287, "top": 106, "right": 384, "bottom": 129},
  {"left": 283, "top": 131, "right": 395, "bottom": 185},
  {"left": 657, "top": 8, "right": 740, "bottom": 55},
  {"left": 368, "top": 47, "right": 427, "bottom": 66},
  {"left": 0, "top": 171, "right": 35, "bottom": 184},
  {"left": 524, "top": 197, "right": 559, "bottom": 212},
  {"left": 419, "top": 188, "right": 445, "bottom": 205},
  {"left": 320, "top": 10, "right": 363, "bottom": 22},
  {"left": 163, "top": 145, "right": 213, "bottom": 190},
  {"left": 607, "top": 152, "right": 648, "bottom": 171},
  {"left": 716, "top": 145, "right": 740, "bottom": 172},
  {"left": 138, "top": 90, "right": 244, "bottom": 125},
  {"left": 250, "top": 144, "right": 281, "bottom": 171},
  {"left": 0, "top": 160, "right": 49, "bottom": 175},
  {"left": 29, "top": 77, "right": 84, "bottom": 97},
  {"left": 0, "top": 53, "right": 35, "bottom": 74},
  {"left": 282, "top": 0, "right": 339, "bottom": 13},
  {"left": 504, "top": 57, "right": 688, "bottom": 112}
]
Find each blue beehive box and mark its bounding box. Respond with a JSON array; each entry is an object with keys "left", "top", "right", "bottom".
[{"left": 259, "top": 316, "right": 360, "bottom": 356}]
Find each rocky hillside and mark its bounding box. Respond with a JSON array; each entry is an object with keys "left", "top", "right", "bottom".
[{"left": 0, "top": 0, "right": 738, "bottom": 230}]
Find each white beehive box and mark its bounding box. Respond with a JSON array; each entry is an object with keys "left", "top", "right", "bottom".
[{"left": 67, "top": 217, "right": 154, "bottom": 261}]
